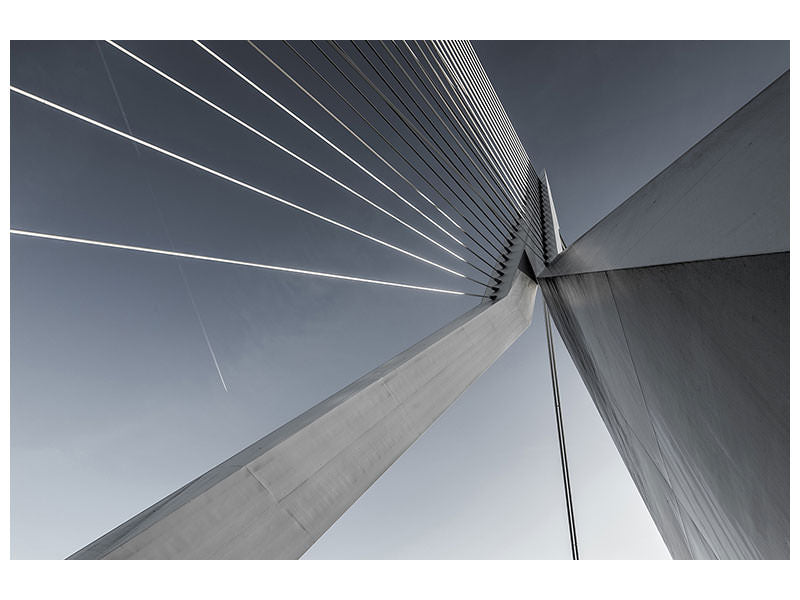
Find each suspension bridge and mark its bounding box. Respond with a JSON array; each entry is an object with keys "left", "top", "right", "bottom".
[{"left": 10, "top": 41, "right": 788, "bottom": 559}]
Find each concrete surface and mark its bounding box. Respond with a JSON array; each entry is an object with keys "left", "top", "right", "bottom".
[
  {"left": 540, "top": 253, "right": 788, "bottom": 558},
  {"left": 544, "top": 72, "right": 789, "bottom": 276},
  {"left": 539, "top": 72, "right": 789, "bottom": 559},
  {"left": 69, "top": 268, "right": 538, "bottom": 559}
]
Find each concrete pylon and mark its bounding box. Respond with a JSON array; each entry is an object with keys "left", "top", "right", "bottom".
[
  {"left": 69, "top": 253, "right": 539, "bottom": 559},
  {"left": 538, "top": 72, "right": 789, "bottom": 559}
]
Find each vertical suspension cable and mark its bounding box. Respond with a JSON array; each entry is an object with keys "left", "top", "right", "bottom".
[{"left": 544, "top": 302, "right": 579, "bottom": 560}]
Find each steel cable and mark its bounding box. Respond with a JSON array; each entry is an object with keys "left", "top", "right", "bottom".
[
  {"left": 544, "top": 302, "right": 580, "bottom": 559},
  {"left": 328, "top": 41, "right": 513, "bottom": 250},
  {"left": 363, "top": 41, "right": 519, "bottom": 237},
  {"left": 10, "top": 85, "right": 488, "bottom": 287},
  {"left": 309, "top": 41, "right": 511, "bottom": 261},
  {"left": 247, "top": 41, "right": 502, "bottom": 283},
  {"left": 11, "top": 229, "right": 485, "bottom": 296}
]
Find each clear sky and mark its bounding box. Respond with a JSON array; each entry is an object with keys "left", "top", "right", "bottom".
[{"left": 10, "top": 40, "right": 788, "bottom": 559}]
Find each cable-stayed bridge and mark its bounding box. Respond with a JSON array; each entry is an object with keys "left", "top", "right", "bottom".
[{"left": 10, "top": 41, "right": 788, "bottom": 559}]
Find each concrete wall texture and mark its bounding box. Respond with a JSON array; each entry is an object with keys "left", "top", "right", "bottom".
[{"left": 539, "top": 72, "right": 789, "bottom": 559}]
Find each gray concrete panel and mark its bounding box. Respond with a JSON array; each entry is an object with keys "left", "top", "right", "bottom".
[
  {"left": 538, "top": 270, "right": 692, "bottom": 557},
  {"left": 535, "top": 270, "right": 666, "bottom": 472},
  {"left": 625, "top": 432, "right": 693, "bottom": 559},
  {"left": 540, "top": 252, "right": 789, "bottom": 558},
  {"left": 608, "top": 253, "right": 789, "bottom": 559},
  {"left": 543, "top": 72, "right": 788, "bottom": 277},
  {"left": 70, "top": 270, "right": 538, "bottom": 559},
  {"left": 538, "top": 70, "right": 788, "bottom": 559}
]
